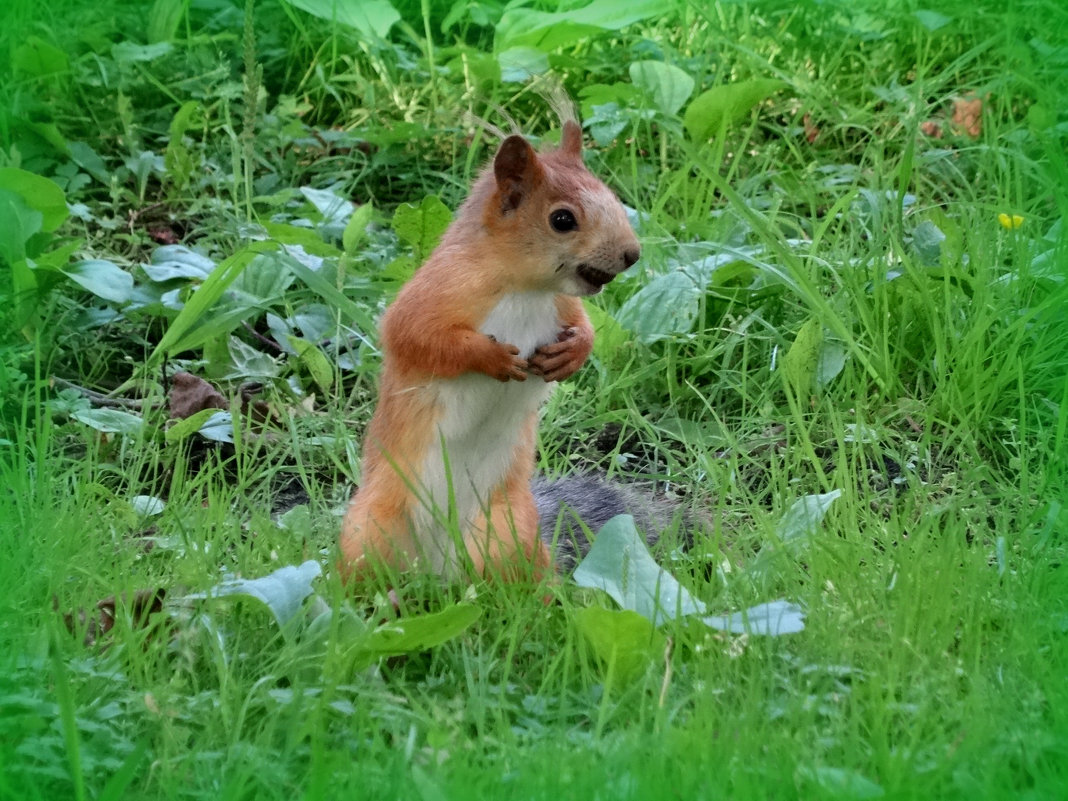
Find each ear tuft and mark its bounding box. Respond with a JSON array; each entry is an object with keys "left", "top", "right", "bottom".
[
  {"left": 560, "top": 120, "right": 583, "bottom": 159},
  {"left": 494, "top": 135, "right": 539, "bottom": 214}
]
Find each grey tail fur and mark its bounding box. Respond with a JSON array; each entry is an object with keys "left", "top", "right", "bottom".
[{"left": 533, "top": 474, "right": 697, "bottom": 573}]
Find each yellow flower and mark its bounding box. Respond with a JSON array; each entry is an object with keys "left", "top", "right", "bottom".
[{"left": 998, "top": 213, "right": 1024, "bottom": 230}]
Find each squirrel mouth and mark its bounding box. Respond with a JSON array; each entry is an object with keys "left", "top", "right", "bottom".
[{"left": 575, "top": 264, "right": 615, "bottom": 288}]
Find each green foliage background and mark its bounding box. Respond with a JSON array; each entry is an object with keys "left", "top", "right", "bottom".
[{"left": 0, "top": 0, "right": 1066, "bottom": 799}]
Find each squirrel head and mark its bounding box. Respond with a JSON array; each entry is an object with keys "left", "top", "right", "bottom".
[{"left": 479, "top": 120, "right": 640, "bottom": 296}]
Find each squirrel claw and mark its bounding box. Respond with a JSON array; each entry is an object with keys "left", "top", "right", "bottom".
[{"left": 530, "top": 325, "right": 591, "bottom": 382}]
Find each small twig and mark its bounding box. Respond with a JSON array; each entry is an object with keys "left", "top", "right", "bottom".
[
  {"left": 52, "top": 377, "right": 146, "bottom": 410},
  {"left": 241, "top": 321, "right": 284, "bottom": 352}
]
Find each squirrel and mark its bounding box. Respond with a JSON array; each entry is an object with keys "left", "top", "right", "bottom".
[{"left": 338, "top": 115, "right": 642, "bottom": 584}]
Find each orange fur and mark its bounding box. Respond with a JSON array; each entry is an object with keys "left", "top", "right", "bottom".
[{"left": 339, "top": 118, "right": 639, "bottom": 586}]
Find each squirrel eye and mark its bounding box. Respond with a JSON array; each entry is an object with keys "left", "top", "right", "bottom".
[{"left": 549, "top": 209, "right": 578, "bottom": 233}]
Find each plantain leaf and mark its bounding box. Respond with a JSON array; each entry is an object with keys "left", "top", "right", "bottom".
[
  {"left": 393, "top": 195, "right": 452, "bottom": 264},
  {"left": 629, "top": 61, "right": 694, "bottom": 116},
  {"left": 573, "top": 606, "right": 665, "bottom": 682},
  {"left": 684, "top": 79, "right": 786, "bottom": 141},
  {"left": 187, "top": 561, "right": 322, "bottom": 628},
  {"left": 284, "top": 0, "right": 400, "bottom": 39},
  {"left": 781, "top": 316, "right": 823, "bottom": 397},
  {"left": 61, "top": 260, "right": 135, "bottom": 304}
]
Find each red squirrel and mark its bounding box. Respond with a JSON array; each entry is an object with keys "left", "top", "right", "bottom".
[{"left": 338, "top": 117, "right": 640, "bottom": 584}]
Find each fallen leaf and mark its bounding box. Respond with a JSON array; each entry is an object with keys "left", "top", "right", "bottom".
[
  {"left": 951, "top": 94, "right": 983, "bottom": 139},
  {"left": 169, "top": 372, "right": 227, "bottom": 419},
  {"left": 148, "top": 227, "right": 181, "bottom": 245},
  {"left": 919, "top": 120, "right": 944, "bottom": 138},
  {"left": 58, "top": 588, "right": 167, "bottom": 646}
]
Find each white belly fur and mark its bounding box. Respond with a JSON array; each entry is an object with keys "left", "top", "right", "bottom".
[{"left": 411, "top": 292, "right": 560, "bottom": 575}]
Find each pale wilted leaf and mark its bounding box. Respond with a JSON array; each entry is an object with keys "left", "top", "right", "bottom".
[{"left": 186, "top": 561, "right": 322, "bottom": 627}]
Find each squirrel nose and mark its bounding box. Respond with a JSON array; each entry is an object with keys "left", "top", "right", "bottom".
[{"left": 622, "top": 248, "right": 640, "bottom": 269}]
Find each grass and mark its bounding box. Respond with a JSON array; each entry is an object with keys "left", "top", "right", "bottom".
[{"left": 1, "top": 0, "right": 1067, "bottom": 798}]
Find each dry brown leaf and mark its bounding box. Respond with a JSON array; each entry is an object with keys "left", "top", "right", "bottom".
[
  {"left": 58, "top": 588, "right": 167, "bottom": 647},
  {"left": 950, "top": 95, "right": 984, "bottom": 139},
  {"left": 169, "top": 372, "right": 227, "bottom": 419},
  {"left": 919, "top": 120, "right": 944, "bottom": 138}
]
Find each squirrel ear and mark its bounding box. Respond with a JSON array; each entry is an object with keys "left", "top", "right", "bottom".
[
  {"left": 494, "top": 134, "right": 540, "bottom": 214},
  {"left": 559, "top": 120, "right": 583, "bottom": 159}
]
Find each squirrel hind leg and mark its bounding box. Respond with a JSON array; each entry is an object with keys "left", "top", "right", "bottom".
[
  {"left": 466, "top": 483, "right": 550, "bottom": 583},
  {"left": 338, "top": 492, "right": 416, "bottom": 585}
]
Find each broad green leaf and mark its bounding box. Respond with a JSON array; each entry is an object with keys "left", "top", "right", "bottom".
[
  {"left": 300, "top": 186, "right": 355, "bottom": 226},
  {"left": 495, "top": 0, "right": 662, "bottom": 52},
  {"left": 683, "top": 79, "right": 786, "bottom": 141},
  {"left": 225, "top": 251, "right": 297, "bottom": 306},
  {"left": 71, "top": 408, "right": 144, "bottom": 435},
  {"left": 225, "top": 335, "right": 280, "bottom": 379},
  {"left": 262, "top": 222, "right": 341, "bottom": 258},
  {"left": 197, "top": 411, "right": 234, "bottom": 443},
  {"left": 288, "top": 335, "right": 334, "bottom": 394},
  {"left": 393, "top": 195, "right": 452, "bottom": 264},
  {"left": 573, "top": 515, "right": 706, "bottom": 625},
  {"left": 629, "top": 61, "right": 694, "bottom": 116},
  {"left": 31, "top": 240, "right": 81, "bottom": 272},
  {"left": 615, "top": 269, "right": 702, "bottom": 343},
  {"left": 341, "top": 203, "right": 374, "bottom": 255},
  {"left": 284, "top": 0, "right": 400, "bottom": 39},
  {"left": 574, "top": 606, "right": 665, "bottom": 682},
  {"left": 574, "top": 515, "right": 806, "bottom": 636},
  {"left": 383, "top": 254, "right": 418, "bottom": 284},
  {"left": 165, "top": 407, "right": 223, "bottom": 443},
  {"left": 0, "top": 189, "right": 43, "bottom": 264},
  {"left": 23, "top": 120, "right": 71, "bottom": 156},
  {"left": 816, "top": 341, "right": 848, "bottom": 388},
  {"left": 910, "top": 220, "right": 945, "bottom": 266},
  {"left": 913, "top": 9, "right": 952, "bottom": 31},
  {"left": 69, "top": 142, "right": 109, "bottom": 183},
  {"left": 781, "top": 316, "right": 822, "bottom": 396},
  {"left": 61, "top": 259, "right": 134, "bottom": 304},
  {"left": 290, "top": 304, "right": 337, "bottom": 343},
  {"left": 358, "top": 604, "right": 481, "bottom": 654},
  {"left": 142, "top": 245, "right": 216, "bottom": 282},
  {"left": 0, "top": 168, "right": 68, "bottom": 233},
  {"left": 12, "top": 35, "right": 69, "bottom": 76},
  {"left": 587, "top": 302, "right": 630, "bottom": 359},
  {"left": 578, "top": 82, "right": 642, "bottom": 122},
  {"left": 497, "top": 47, "right": 549, "bottom": 83},
  {"left": 186, "top": 560, "right": 322, "bottom": 628},
  {"left": 347, "top": 603, "right": 481, "bottom": 668},
  {"left": 777, "top": 490, "right": 842, "bottom": 544},
  {"left": 749, "top": 489, "right": 843, "bottom": 580}
]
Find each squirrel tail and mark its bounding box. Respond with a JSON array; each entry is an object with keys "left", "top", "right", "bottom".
[{"left": 533, "top": 475, "right": 698, "bottom": 573}]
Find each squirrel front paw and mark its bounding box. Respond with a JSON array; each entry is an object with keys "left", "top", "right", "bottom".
[
  {"left": 528, "top": 325, "right": 593, "bottom": 382},
  {"left": 482, "top": 336, "right": 529, "bottom": 382}
]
